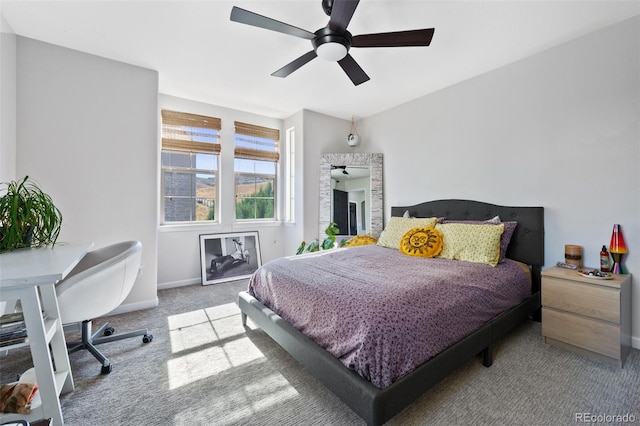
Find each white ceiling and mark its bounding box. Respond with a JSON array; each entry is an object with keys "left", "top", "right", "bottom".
[{"left": 2, "top": 1, "right": 638, "bottom": 120}]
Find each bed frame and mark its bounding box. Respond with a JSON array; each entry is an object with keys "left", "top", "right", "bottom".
[{"left": 238, "top": 199, "right": 544, "bottom": 425}]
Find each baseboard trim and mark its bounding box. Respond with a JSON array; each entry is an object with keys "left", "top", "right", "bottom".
[
  {"left": 632, "top": 335, "right": 640, "bottom": 350},
  {"left": 107, "top": 298, "right": 159, "bottom": 316},
  {"left": 157, "top": 277, "right": 201, "bottom": 290}
]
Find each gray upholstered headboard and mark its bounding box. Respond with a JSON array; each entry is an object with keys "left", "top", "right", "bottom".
[{"left": 391, "top": 199, "right": 545, "bottom": 269}]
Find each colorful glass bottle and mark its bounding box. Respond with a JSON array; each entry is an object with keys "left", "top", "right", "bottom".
[{"left": 600, "top": 245, "right": 610, "bottom": 272}]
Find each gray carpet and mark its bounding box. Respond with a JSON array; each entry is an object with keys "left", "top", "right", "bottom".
[{"left": 1, "top": 280, "right": 638, "bottom": 426}]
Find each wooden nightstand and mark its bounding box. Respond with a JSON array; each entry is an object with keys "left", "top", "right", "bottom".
[{"left": 541, "top": 266, "right": 631, "bottom": 367}]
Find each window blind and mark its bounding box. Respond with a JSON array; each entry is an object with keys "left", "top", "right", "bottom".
[
  {"left": 161, "top": 109, "right": 221, "bottom": 154},
  {"left": 234, "top": 121, "right": 280, "bottom": 161}
]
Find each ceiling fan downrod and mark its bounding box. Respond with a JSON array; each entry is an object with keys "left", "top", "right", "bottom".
[{"left": 322, "top": 0, "right": 334, "bottom": 16}]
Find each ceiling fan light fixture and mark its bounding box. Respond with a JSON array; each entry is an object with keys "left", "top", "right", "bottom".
[
  {"left": 316, "top": 42, "right": 348, "bottom": 61},
  {"left": 313, "top": 28, "right": 351, "bottom": 62},
  {"left": 230, "top": 2, "right": 434, "bottom": 85}
]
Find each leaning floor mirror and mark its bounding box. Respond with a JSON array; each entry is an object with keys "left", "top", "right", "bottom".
[{"left": 319, "top": 153, "right": 383, "bottom": 240}]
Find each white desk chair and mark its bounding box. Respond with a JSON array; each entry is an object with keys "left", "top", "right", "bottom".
[{"left": 55, "top": 241, "right": 152, "bottom": 374}]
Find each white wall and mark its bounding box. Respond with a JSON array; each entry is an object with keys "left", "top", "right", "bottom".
[
  {"left": 300, "top": 110, "right": 352, "bottom": 244},
  {"left": 0, "top": 16, "right": 16, "bottom": 183},
  {"left": 0, "top": 16, "right": 16, "bottom": 315},
  {"left": 359, "top": 16, "right": 640, "bottom": 345},
  {"left": 157, "top": 95, "right": 286, "bottom": 288},
  {"left": 16, "top": 37, "right": 159, "bottom": 312},
  {"left": 282, "top": 110, "right": 304, "bottom": 256}
]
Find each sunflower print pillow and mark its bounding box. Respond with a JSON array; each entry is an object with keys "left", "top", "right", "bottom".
[{"left": 399, "top": 227, "right": 443, "bottom": 258}]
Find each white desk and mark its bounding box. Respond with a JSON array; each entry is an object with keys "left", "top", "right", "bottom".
[{"left": 0, "top": 242, "right": 92, "bottom": 425}]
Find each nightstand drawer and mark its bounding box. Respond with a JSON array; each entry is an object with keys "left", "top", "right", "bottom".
[
  {"left": 542, "top": 308, "right": 621, "bottom": 359},
  {"left": 542, "top": 277, "right": 620, "bottom": 323}
]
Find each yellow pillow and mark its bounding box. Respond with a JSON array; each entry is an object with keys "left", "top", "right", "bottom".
[
  {"left": 400, "top": 227, "right": 443, "bottom": 258},
  {"left": 377, "top": 217, "right": 439, "bottom": 249},
  {"left": 344, "top": 235, "right": 378, "bottom": 247},
  {"left": 435, "top": 223, "right": 504, "bottom": 267}
]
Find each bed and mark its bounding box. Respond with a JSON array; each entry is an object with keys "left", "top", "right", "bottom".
[{"left": 238, "top": 199, "right": 544, "bottom": 425}]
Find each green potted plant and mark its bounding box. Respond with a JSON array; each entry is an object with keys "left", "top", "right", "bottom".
[
  {"left": 296, "top": 222, "right": 347, "bottom": 255},
  {"left": 0, "top": 176, "right": 63, "bottom": 253}
]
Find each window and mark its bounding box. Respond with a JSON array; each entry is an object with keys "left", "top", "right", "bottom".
[
  {"left": 234, "top": 121, "right": 279, "bottom": 220},
  {"left": 161, "top": 110, "right": 221, "bottom": 223},
  {"left": 285, "top": 127, "right": 295, "bottom": 223}
]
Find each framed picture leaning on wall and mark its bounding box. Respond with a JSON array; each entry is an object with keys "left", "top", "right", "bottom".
[{"left": 199, "top": 231, "right": 262, "bottom": 285}]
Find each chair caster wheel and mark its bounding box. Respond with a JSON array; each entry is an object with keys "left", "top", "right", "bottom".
[
  {"left": 101, "top": 364, "right": 112, "bottom": 375},
  {"left": 104, "top": 326, "right": 115, "bottom": 336},
  {"left": 143, "top": 334, "right": 153, "bottom": 343}
]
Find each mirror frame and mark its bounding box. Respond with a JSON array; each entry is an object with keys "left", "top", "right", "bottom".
[{"left": 319, "top": 153, "right": 383, "bottom": 239}]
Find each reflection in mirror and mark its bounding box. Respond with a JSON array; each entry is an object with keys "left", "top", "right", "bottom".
[
  {"left": 319, "top": 153, "right": 383, "bottom": 239},
  {"left": 331, "top": 166, "right": 370, "bottom": 236}
]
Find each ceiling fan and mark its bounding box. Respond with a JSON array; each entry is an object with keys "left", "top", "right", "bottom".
[
  {"left": 331, "top": 165, "right": 350, "bottom": 175},
  {"left": 230, "top": 0, "right": 435, "bottom": 86}
]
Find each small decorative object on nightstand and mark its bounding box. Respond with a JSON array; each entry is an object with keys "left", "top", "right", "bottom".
[
  {"left": 564, "top": 244, "right": 582, "bottom": 267},
  {"left": 541, "top": 266, "right": 631, "bottom": 367},
  {"left": 599, "top": 245, "right": 611, "bottom": 272},
  {"left": 609, "top": 224, "right": 628, "bottom": 274}
]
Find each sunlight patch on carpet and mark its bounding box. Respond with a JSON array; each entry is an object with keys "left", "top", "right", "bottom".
[
  {"left": 175, "top": 372, "right": 300, "bottom": 425},
  {"left": 168, "top": 303, "right": 247, "bottom": 353},
  {"left": 167, "top": 336, "right": 265, "bottom": 389},
  {"left": 245, "top": 374, "right": 300, "bottom": 412}
]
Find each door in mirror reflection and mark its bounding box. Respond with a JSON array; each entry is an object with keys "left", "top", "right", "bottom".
[
  {"left": 332, "top": 189, "right": 365, "bottom": 236},
  {"left": 331, "top": 165, "right": 370, "bottom": 236}
]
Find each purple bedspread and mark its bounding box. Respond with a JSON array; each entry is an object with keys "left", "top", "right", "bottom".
[{"left": 248, "top": 244, "right": 530, "bottom": 388}]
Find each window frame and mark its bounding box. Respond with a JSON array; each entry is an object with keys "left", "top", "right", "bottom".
[
  {"left": 160, "top": 109, "right": 221, "bottom": 225},
  {"left": 234, "top": 166, "right": 277, "bottom": 221},
  {"left": 233, "top": 121, "right": 280, "bottom": 222},
  {"left": 160, "top": 154, "right": 219, "bottom": 224},
  {"left": 284, "top": 127, "right": 295, "bottom": 223}
]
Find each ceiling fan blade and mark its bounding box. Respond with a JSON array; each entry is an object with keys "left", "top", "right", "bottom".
[
  {"left": 230, "top": 6, "right": 315, "bottom": 40},
  {"left": 352, "top": 28, "right": 435, "bottom": 47},
  {"left": 328, "top": 0, "right": 360, "bottom": 32},
  {"left": 337, "top": 54, "right": 370, "bottom": 86},
  {"left": 272, "top": 51, "right": 318, "bottom": 78}
]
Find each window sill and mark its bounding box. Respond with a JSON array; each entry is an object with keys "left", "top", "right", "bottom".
[
  {"left": 158, "top": 220, "right": 283, "bottom": 233},
  {"left": 232, "top": 220, "right": 282, "bottom": 229},
  {"left": 158, "top": 223, "right": 224, "bottom": 233}
]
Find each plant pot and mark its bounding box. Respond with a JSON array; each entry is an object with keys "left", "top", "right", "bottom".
[
  {"left": 347, "top": 134, "right": 359, "bottom": 146},
  {"left": 22, "top": 225, "right": 34, "bottom": 246}
]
